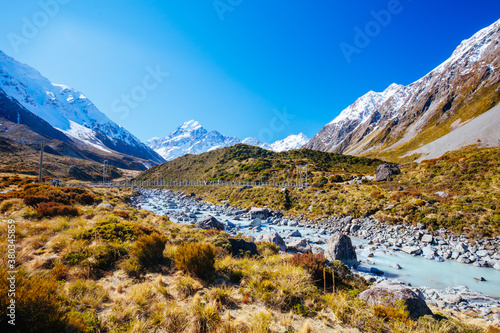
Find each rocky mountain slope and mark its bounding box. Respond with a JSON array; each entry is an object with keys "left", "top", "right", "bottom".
[
  {"left": 0, "top": 50, "right": 164, "bottom": 166},
  {"left": 305, "top": 19, "right": 500, "bottom": 161},
  {"left": 0, "top": 87, "right": 156, "bottom": 176},
  {"left": 147, "top": 120, "right": 309, "bottom": 160}
]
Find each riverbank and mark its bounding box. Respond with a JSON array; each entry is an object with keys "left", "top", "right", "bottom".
[{"left": 132, "top": 188, "right": 500, "bottom": 325}]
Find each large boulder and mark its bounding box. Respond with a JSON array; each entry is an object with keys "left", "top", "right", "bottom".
[
  {"left": 375, "top": 163, "right": 401, "bottom": 182},
  {"left": 324, "top": 233, "right": 357, "bottom": 267},
  {"left": 250, "top": 207, "right": 270, "bottom": 219},
  {"left": 228, "top": 238, "right": 259, "bottom": 257},
  {"left": 358, "top": 281, "right": 433, "bottom": 319},
  {"left": 255, "top": 231, "right": 286, "bottom": 251},
  {"left": 286, "top": 239, "right": 311, "bottom": 253},
  {"left": 195, "top": 216, "right": 225, "bottom": 231}
]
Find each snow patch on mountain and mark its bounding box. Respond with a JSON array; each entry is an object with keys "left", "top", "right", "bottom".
[{"left": 270, "top": 133, "right": 309, "bottom": 152}]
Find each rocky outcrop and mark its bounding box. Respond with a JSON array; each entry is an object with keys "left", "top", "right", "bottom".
[
  {"left": 324, "top": 233, "right": 357, "bottom": 267},
  {"left": 255, "top": 231, "right": 286, "bottom": 251},
  {"left": 375, "top": 163, "right": 401, "bottom": 181},
  {"left": 195, "top": 216, "right": 225, "bottom": 231},
  {"left": 359, "top": 281, "right": 433, "bottom": 319}
]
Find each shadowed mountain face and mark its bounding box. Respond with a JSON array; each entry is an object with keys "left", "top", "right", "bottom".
[
  {"left": 0, "top": 50, "right": 165, "bottom": 166},
  {"left": 306, "top": 19, "right": 500, "bottom": 161},
  {"left": 0, "top": 88, "right": 158, "bottom": 174}
]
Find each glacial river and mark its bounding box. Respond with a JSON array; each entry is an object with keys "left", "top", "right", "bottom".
[{"left": 136, "top": 193, "right": 500, "bottom": 299}]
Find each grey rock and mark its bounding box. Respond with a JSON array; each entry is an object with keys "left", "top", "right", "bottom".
[
  {"left": 434, "top": 191, "right": 450, "bottom": 198},
  {"left": 421, "top": 234, "right": 433, "bottom": 243},
  {"left": 97, "top": 203, "right": 114, "bottom": 210},
  {"left": 288, "top": 230, "right": 302, "bottom": 238},
  {"left": 250, "top": 207, "right": 270, "bottom": 219},
  {"left": 324, "top": 233, "right": 357, "bottom": 267},
  {"left": 359, "top": 281, "right": 433, "bottom": 319},
  {"left": 250, "top": 218, "right": 262, "bottom": 227},
  {"left": 255, "top": 232, "right": 286, "bottom": 251},
  {"left": 402, "top": 246, "right": 422, "bottom": 255},
  {"left": 286, "top": 239, "right": 311, "bottom": 253},
  {"left": 375, "top": 163, "right": 401, "bottom": 182},
  {"left": 196, "top": 216, "right": 225, "bottom": 231},
  {"left": 311, "top": 246, "right": 325, "bottom": 255}
]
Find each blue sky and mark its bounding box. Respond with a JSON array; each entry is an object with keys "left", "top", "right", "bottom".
[{"left": 0, "top": 0, "right": 499, "bottom": 142}]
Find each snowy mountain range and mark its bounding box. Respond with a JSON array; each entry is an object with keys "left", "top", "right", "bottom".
[
  {"left": 147, "top": 120, "right": 309, "bottom": 161},
  {"left": 305, "top": 19, "right": 500, "bottom": 160},
  {"left": 0, "top": 50, "right": 164, "bottom": 166}
]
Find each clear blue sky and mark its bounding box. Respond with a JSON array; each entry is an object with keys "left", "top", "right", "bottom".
[{"left": 0, "top": 0, "right": 499, "bottom": 142}]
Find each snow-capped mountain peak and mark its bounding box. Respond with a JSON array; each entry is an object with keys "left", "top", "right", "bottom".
[{"left": 147, "top": 120, "right": 310, "bottom": 160}]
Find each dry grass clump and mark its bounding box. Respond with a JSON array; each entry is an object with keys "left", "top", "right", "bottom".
[
  {"left": 67, "top": 279, "right": 109, "bottom": 308},
  {"left": 123, "top": 232, "right": 167, "bottom": 276},
  {"left": 0, "top": 269, "right": 67, "bottom": 332},
  {"left": 175, "top": 242, "right": 216, "bottom": 281},
  {"left": 35, "top": 202, "right": 80, "bottom": 218},
  {"left": 242, "top": 261, "right": 318, "bottom": 311}
]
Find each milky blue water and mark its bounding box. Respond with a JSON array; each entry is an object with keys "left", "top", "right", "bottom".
[{"left": 139, "top": 198, "right": 500, "bottom": 299}]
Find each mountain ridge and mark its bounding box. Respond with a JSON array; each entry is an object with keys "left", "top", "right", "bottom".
[
  {"left": 305, "top": 18, "right": 500, "bottom": 161},
  {"left": 0, "top": 50, "right": 165, "bottom": 166}
]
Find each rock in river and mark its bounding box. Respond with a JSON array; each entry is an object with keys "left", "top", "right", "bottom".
[
  {"left": 324, "top": 233, "right": 357, "bottom": 267},
  {"left": 196, "top": 216, "right": 225, "bottom": 231},
  {"left": 286, "top": 239, "right": 311, "bottom": 253},
  {"left": 255, "top": 231, "right": 286, "bottom": 252}
]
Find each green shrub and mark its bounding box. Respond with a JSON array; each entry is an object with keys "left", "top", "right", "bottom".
[
  {"left": 175, "top": 243, "right": 216, "bottom": 281},
  {"left": 88, "top": 244, "right": 129, "bottom": 271},
  {"left": 82, "top": 216, "right": 153, "bottom": 242}
]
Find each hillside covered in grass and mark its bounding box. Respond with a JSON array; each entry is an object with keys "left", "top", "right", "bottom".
[
  {"left": 137, "top": 144, "right": 383, "bottom": 184},
  {"left": 0, "top": 177, "right": 493, "bottom": 333},
  {"left": 180, "top": 146, "right": 500, "bottom": 238}
]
